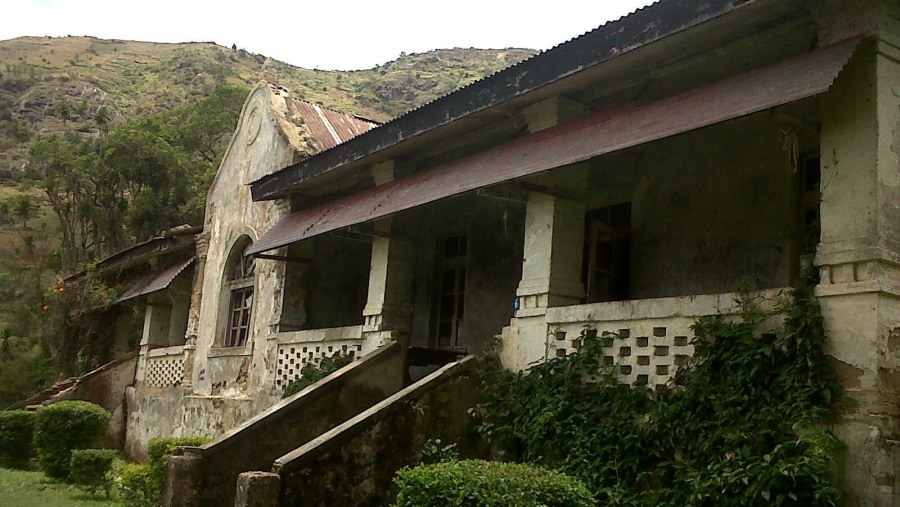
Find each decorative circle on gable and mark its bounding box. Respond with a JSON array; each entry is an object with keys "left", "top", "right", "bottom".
[{"left": 245, "top": 100, "right": 263, "bottom": 145}]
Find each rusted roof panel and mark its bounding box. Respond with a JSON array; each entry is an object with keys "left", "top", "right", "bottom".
[
  {"left": 287, "top": 99, "right": 378, "bottom": 153},
  {"left": 247, "top": 39, "right": 858, "bottom": 256},
  {"left": 118, "top": 257, "right": 195, "bottom": 302}
]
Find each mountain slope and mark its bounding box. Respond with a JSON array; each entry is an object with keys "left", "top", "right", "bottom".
[{"left": 0, "top": 36, "right": 537, "bottom": 177}]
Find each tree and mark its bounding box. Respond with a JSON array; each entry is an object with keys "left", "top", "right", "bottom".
[
  {"left": 93, "top": 106, "right": 110, "bottom": 135},
  {"left": 11, "top": 194, "right": 37, "bottom": 229}
]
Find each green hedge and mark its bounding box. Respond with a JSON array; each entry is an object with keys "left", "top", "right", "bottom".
[
  {"left": 393, "top": 460, "right": 594, "bottom": 507},
  {"left": 33, "top": 401, "right": 111, "bottom": 479},
  {"left": 70, "top": 449, "right": 118, "bottom": 493},
  {"left": 147, "top": 436, "right": 210, "bottom": 494},
  {"left": 0, "top": 410, "right": 36, "bottom": 464},
  {"left": 114, "top": 461, "right": 156, "bottom": 507}
]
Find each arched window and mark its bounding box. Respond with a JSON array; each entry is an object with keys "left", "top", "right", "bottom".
[{"left": 223, "top": 237, "right": 256, "bottom": 347}]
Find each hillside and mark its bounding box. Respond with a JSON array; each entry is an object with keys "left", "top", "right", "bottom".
[{"left": 0, "top": 36, "right": 537, "bottom": 178}]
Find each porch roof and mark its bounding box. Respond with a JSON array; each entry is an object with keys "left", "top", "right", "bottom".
[
  {"left": 247, "top": 39, "right": 857, "bottom": 256},
  {"left": 118, "top": 257, "right": 195, "bottom": 302},
  {"left": 250, "top": 0, "right": 792, "bottom": 202}
]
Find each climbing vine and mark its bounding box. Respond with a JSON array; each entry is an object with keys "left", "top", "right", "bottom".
[{"left": 473, "top": 277, "right": 841, "bottom": 506}]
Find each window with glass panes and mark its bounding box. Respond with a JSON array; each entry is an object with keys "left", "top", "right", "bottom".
[
  {"left": 225, "top": 244, "right": 255, "bottom": 347},
  {"left": 436, "top": 234, "right": 468, "bottom": 348}
]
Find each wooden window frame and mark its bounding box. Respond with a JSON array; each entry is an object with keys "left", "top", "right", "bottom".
[{"left": 433, "top": 234, "right": 469, "bottom": 349}]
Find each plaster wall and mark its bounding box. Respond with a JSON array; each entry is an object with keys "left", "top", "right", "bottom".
[
  {"left": 193, "top": 84, "right": 298, "bottom": 397},
  {"left": 124, "top": 384, "right": 276, "bottom": 460},
  {"left": 582, "top": 111, "right": 804, "bottom": 299}
]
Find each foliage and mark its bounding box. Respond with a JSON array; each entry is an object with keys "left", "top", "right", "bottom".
[
  {"left": 113, "top": 461, "right": 155, "bottom": 507},
  {"left": 473, "top": 280, "right": 841, "bottom": 506},
  {"left": 69, "top": 449, "right": 118, "bottom": 494},
  {"left": 421, "top": 438, "right": 460, "bottom": 464},
  {"left": 282, "top": 351, "right": 354, "bottom": 398},
  {"left": 33, "top": 401, "right": 111, "bottom": 479},
  {"left": 25, "top": 85, "right": 243, "bottom": 272},
  {"left": 392, "top": 460, "right": 594, "bottom": 507},
  {"left": 0, "top": 409, "right": 36, "bottom": 465},
  {"left": 146, "top": 436, "right": 210, "bottom": 496}
]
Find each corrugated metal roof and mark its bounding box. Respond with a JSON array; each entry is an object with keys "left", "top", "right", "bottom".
[
  {"left": 285, "top": 98, "right": 378, "bottom": 153},
  {"left": 247, "top": 38, "right": 858, "bottom": 256},
  {"left": 118, "top": 257, "right": 195, "bottom": 302},
  {"left": 251, "top": 0, "right": 792, "bottom": 201}
]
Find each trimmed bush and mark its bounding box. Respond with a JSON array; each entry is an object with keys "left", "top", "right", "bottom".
[
  {"left": 0, "top": 410, "right": 36, "bottom": 464},
  {"left": 70, "top": 448, "right": 118, "bottom": 494},
  {"left": 393, "top": 460, "right": 594, "bottom": 507},
  {"left": 147, "top": 436, "right": 210, "bottom": 494},
  {"left": 33, "top": 400, "right": 111, "bottom": 479},
  {"left": 114, "top": 461, "right": 156, "bottom": 507}
]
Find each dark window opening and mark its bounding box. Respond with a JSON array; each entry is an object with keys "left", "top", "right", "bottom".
[
  {"left": 801, "top": 156, "right": 821, "bottom": 255},
  {"left": 436, "top": 234, "right": 468, "bottom": 348},
  {"left": 582, "top": 203, "right": 631, "bottom": 303}
]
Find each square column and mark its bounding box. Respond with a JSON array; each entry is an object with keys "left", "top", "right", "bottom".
[
  {"left": 816, "top": 12, "right": 900, "bottom": 505},
  {"left": 362, "top": 161, "right": 415, "bottom": 347},
  {"left": 500, "top": 192, "right": 585, "bottom": 370}
]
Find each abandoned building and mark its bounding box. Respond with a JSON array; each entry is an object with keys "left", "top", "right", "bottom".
[{"left": 13, "top": 0, "right": 898, "bottom": 505}]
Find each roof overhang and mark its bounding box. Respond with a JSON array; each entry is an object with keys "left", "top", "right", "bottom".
[
  {"left": 117, "top": 257, "right": 195, "bottom": 302},
  {"left": 247, "top": 38, "right": 859, "bottom": 256},
  {"left": 250, "top": 0, "right": 800, "bottom": 201}
]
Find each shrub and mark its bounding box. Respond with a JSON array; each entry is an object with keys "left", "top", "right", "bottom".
[
  {"left": 393, "top": 460, "right": 594, "bottom": 507},
  {"left": 147, "top": 436, "right": 210, "bottom": 494},
  {"left": 33, "top": 400, "right": 111, "bottom": 479},
  {"left": 473, "top": 280, "right": 841, "bottom": 506},
  {"left": 70, "top": 448, "right": 117, "bottom": 494},
  {"left": 0, "top": 409, "right": 35, "bottom": 464},
  {"left": 114, "top": 461, "right": 156, "bottom": 507}
]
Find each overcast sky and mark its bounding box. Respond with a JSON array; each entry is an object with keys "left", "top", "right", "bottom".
[{"left": 3, "top": 0, "right": 658, "bottom": 70}]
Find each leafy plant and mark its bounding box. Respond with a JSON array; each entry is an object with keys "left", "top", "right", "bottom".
[
  {"left": 69, "top": 448, "right": 117, "bottom": 494},
  {"left": 0, "top": 409, "right": 36, "bottom": 465},
  {"left": 33, "top": 400, "right": 111, "bottom": 479},
  {"left": 421, "top": 438, "right": 460, "bottom": 464},
  {"left": 473, "top": 278, "right": 840, "bottom": 506},
  {"left": 282, "top": 351, "right": 354, "bottom": 398},
  {"left": 393, "top": 460, "right": 594, "bottom": 507},
  {"left": 113, "top": 461, "right": 156, "bottom": 507}
]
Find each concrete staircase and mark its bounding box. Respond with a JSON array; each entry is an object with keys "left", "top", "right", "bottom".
[{"left": 6, "top": 377, "right": 79, "bottom": 410}]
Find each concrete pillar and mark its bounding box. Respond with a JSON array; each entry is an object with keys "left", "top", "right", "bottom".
[
  {"left": 497, "top": 98, "right": 589, "bottom": 371},
  {"left": 182, "top": 232, "right": 210, "bottom": 390},
  {"left": 498, "top": 193, "right": 585, "bottom": 370},
  {"left": 162, "top": 453, "right": 205, "bottom": 507},
  {"left": 363, "top": 161, "right": 415, "bottom": 347},
  {"left": 816, "top": 8, "right": 900, "bottom": 505},
  {"left": 516, "top": 193, "right": 586, "bottom": 312},
  {"left": 234, "top": 472, "right": 280, "bottom": 507}
]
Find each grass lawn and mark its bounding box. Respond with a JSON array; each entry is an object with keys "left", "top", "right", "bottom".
[{"left": 0, "top": 465, "right": 123, "bottom": 507}]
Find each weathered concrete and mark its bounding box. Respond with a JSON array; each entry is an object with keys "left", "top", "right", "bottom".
[
  {"left": 274, "top": 357, "right": 482, "bottom": 507},
  {"left": 815, "top": 2, "right": 900, "bottom": 503},
  {"left": 163, "top": 453, "right": 204, "bottom": 507},
  {"left": 163, "top": 342, "right": 405, "bottom": 507},
  {"left": 234, "top": 472, "right": 280, "bottom": 507}
]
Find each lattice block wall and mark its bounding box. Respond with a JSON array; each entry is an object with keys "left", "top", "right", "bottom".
[
  {"left": 549, "top": 320, "right": 695, "bottom": 390},
  {"left": 275, "top": 341, "right": 364, "bottom": 389},
  {"left": 145, "top": 357, "right": 185, "bottom": 388}
]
